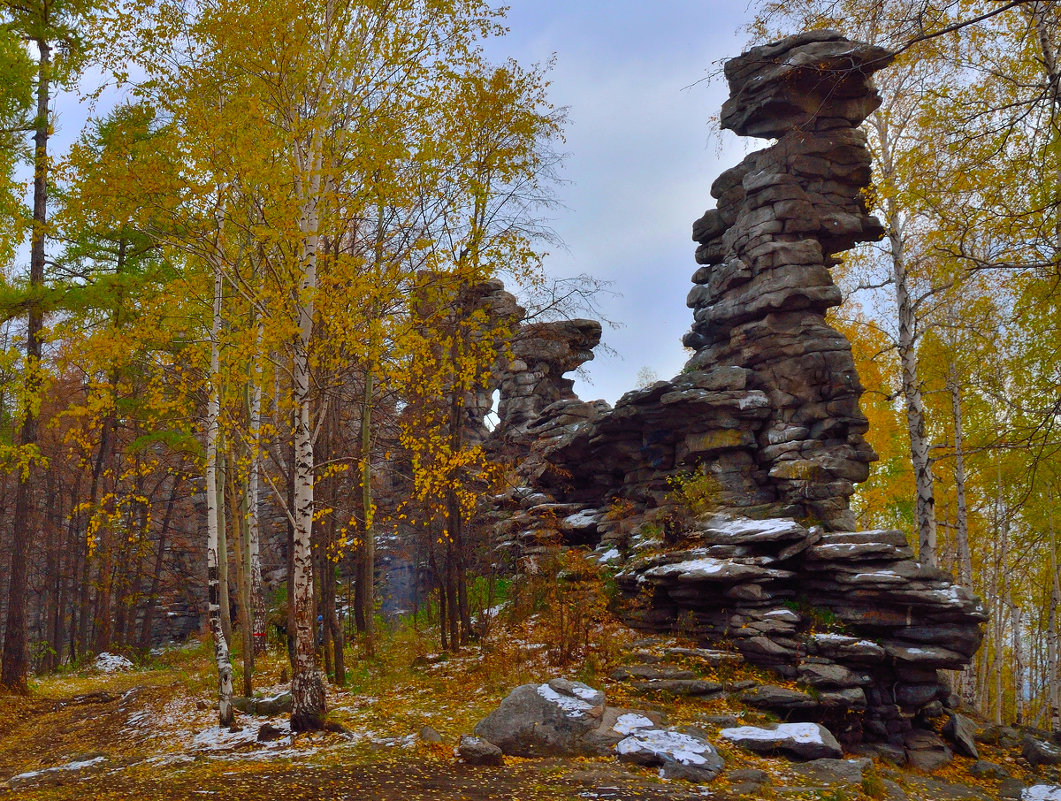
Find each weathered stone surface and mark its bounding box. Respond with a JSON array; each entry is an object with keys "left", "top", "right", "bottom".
[
  {"left": 717, "top": 31, "right": 894, "bottom": 137},
  {"left": 472, "top": 680, "right": 606, "bottom": 757},
  {"left": 968, "top": 760, "right": 1009, "bottom": 779},
  {"left": 457, "top": 735, "right": 503, "bottom": 766},
  {"left": 232, "top": 692, "right": 292, "bottom": 716},
  {"left": 741, "top": 684, "right": 820, "bottom": 713},
  {"left": 720, "top": 722, "right": 842, "bottom": 760}
]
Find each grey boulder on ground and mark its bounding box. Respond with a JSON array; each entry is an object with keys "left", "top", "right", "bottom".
[
  {"left": 457, "top": 735, "right": 503, "bottom": 766},
  {"left": 615, "top": 728, "right": 724, "bottom": 782},
  {"left": 719, "top": 722, "right": 841, "bottom": 760},
  {"left": 472, "top": 679, "right": 610, "bottom": 756}
]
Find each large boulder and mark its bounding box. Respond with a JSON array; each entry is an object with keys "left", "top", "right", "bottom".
[
  {"left": 719, "top": 722, "right": 842, "bottom": 761},
  {"left": 473, "top": 679, "right": 609, "bottom": 756}
]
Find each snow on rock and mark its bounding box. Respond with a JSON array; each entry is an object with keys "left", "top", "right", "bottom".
[
  {"left": 473, "top": 679, "right": 609, "bottom": 757},
  {"left": 719, "top": 722, "right": 842, "bottom": 761},
  {"left": 615, "top": 728, "right": 724, "bottom": 782},
  {"left": 93, "top": 652, "right": 134, "bottom": 672},
  {"left": 536, "top": 683, "right": 594, "bottom": 716},
  {"left": 612, "top": 713, "right": 656, "bottom": 736}
]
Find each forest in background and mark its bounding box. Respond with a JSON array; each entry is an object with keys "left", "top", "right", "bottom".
[{"left": 0, "top": 0, "right": 1057, "bottom": 739}]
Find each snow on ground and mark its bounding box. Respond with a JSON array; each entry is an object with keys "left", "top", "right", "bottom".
[{"left": 8, "top": 756, "right": 107, "bottom": 786}]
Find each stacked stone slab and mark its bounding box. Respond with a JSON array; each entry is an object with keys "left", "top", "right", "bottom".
[
  {"left": 614, "top": 514, "right": 985, "bottom": 747},
  {"left": 684, "top": 30, "right": 891, "bottom": 530},
  {"left": 496, "top": 318, "right": 603, "bottom": 433}
]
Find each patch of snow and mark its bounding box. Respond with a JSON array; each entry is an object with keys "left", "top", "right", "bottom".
[
  {"left": 536, "top": 683, "right": 592, "bottom": 717},
  {"left": 8, "top": 756, "right": 107, "bottom": 785},
  {"left": 94, "top": 652, "right": 134, "bottom": 672},
  {"left": 651, "top": 558, "right": 728, "bottom": 577},
  {"left": 1025, "top": 787, "right": 1061, "bottom": 801},
  {"left": 597, "top": 548, "right": 621, "bottom": 564},
  {"left": 719, "top": 722, "right": 824, "bottom": 745},
  {"left": 810, "top": 633, "right": 857, "bottom": 643},
  {"left": 192, "top": 721, "right": 293, "bottom": 752},
  {"left": 612, "top": 713, "right": 656, "bottom": 735},
  {"left": 569, "top": 685, "right": 600, "bottom": 702},
  {"left": 764, "top": 609, "right": 799, "bottom": 622},
  {"left": 851, "top": 570, "right": 902, "bottom": 582},
  {"left": 564, "top": 510, "right": 601, "bottom": 528},
  {"left": 615, "top": 729, "right": 714, "bottom": 765}
]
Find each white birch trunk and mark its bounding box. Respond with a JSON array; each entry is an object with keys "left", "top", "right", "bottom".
[
  {"left": 1050, "top": 518, "right": 1061, "bottom": 730},
  {"left": 248, "top": 319, "right": 267, "bottom": 655},
  {"left": 289, "top": 129, "right": 326, "bottom": 731},
  {"left": 207, "top": 263, "right": 235, "bottom": 727},
  {"left": 874, "top": 118, "right": 936, "bottom": 567}
]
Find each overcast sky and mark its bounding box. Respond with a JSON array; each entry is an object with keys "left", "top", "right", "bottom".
[{"left": 484, "top": 1, "right": 754, "bottom": 404}]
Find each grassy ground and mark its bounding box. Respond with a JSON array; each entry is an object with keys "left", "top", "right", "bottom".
[{"left": 0, "top": 580, "right": 1046, "bottom": 801}]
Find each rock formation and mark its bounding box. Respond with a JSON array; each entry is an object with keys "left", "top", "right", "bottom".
[{"left": 483, "top": 31, "right": 987, "bottom": 761}]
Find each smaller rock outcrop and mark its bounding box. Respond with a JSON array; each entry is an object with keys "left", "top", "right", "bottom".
[
  {"left": 616, "top": 728, "right": 724, "bottom": 782},
  {"left": 457, "top": 735, "right": 504, "bottom": 766}
]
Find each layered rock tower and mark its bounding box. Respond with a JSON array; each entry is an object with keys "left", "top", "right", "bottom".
[
  {"left": 484, "top": 32, "right": 987, "bottom": 757},
  {"left": 686, "top": 31, "right": 892, "bottom": 529}
]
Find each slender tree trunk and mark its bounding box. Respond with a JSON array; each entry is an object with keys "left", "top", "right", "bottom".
[
  {"left": 2, "top": 39, "right": 51, "bottom": 693},
  {"left": 228, "top": 452, "right": 253, "bottom": 697},
  {"left": 874, "top": 118, "right": 936, "bottom": 567},
  {"left": 207, "top": 264, "right": 235, "bottom": 727},
  {"left": 289, "top": 129, "right": 326, "bottom": 732},
  {"left": 217, "top": 449, "right": 232, "bottom": 647},
  {"left": 358, "top": 370, "right": 375, "bottom": 657},
  {"left": 139, "top": 480, "right": 177, "bottom": 652},
  {"left": 1050, "top": 516, "right": 1060, "bottom": 730},
  {"left": 247, "top": 324, "right": 267, "bottom": 655}
]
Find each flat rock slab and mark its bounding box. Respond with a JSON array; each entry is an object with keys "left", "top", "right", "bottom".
[
  {"left": 720, "top": 722, "right": 841, "bottom": 760},
  {"left": 741, "top": 684, "right": 819, "bottom": 712},
  {"left": 611, "top": 666, "right": 696, "bottom": 681},
  {"left": 627, "top": 679, "right": 724, "bottom": 697},
  {"left": 616, "top": 728, "right": 724, "bottom": 782}
]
